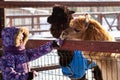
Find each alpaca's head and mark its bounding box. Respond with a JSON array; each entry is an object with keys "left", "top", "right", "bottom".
[
  {"left": 47, "top": 4, "right": 75, "bottom": 24},
  {"left": 60, "top": 14, "right": 113, "bottom": 41},
  {"left": 47, "top": 4, "right": 75, "bottom": 38}
]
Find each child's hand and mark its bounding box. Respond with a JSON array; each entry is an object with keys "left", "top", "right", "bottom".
[
  {"left": 33, "top": 70, "right": 38, "bottom": 77},
  {"left": 27, "top": 70, "right": 38, "bottom": 80},
  {"left": 52, "top": 38, "right": 64, "bottom": 47}
]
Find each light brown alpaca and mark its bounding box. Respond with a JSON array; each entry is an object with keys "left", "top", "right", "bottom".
[{"left": 60, "top": 14, "right": 120, "bottom": 80}]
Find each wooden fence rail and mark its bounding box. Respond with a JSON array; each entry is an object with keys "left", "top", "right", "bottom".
[
  {"left": 0, "top": 1, "right": 120, "bottom": 8},
  {"left": 26, "top": 39, "right": 120, "bottom": 53}
]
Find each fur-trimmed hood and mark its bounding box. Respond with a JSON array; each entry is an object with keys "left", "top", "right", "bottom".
[{"left": 1, "top": 27, "right": 29, "bottom": 47}]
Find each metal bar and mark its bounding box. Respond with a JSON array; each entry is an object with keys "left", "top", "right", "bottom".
[
  {"left": 6, "top": 15, "right": 49, "bottom": 18},
  {"left": 31, "top": 65, "right": 60, "bottom": 71},
  {"left": 29, "top": 30, "right": 49, "bottom": 32},
  {"left": 0, "top": 1, "right": 120, "bottom": 8}
]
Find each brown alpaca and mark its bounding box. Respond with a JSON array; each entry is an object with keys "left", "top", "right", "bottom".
[
  {"left": 47, "top": 4, "right": 74, "bottom": 38},
  {"left": 47, "top": 5, "right": 102, "bottom": 80},
  {"left": 47, "top": 4, "right": 75, "bottom": 67},
  {"left": 60, "top": 14, "right": 120, "bottom": 80}
]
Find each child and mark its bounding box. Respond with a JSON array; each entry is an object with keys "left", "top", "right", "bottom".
[{"left": 0, "top": 27, "right": 63, "bottom": 80}]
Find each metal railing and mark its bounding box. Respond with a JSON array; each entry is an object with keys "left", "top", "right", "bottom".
[{"left": 5, "top": 12, "right": 120, "bottom": 35}]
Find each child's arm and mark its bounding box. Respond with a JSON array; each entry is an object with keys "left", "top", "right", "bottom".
[
  {"left": 26, "top": 41, "right": 53, "bottom": 61},
  {"left": 26, "top": 39, "right": 63, "bottom": 61}
]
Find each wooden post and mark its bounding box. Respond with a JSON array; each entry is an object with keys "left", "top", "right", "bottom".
[
  {"left": 31, "top": 16, "right": 34, "bottom": 29},
  {"left": 0, "top": 8, "right": 5, "bottom": 38},
  {"left": 0, "top": 1, "right": 4, "bottom": 80},
  {"left": 117, "top": 13, "right": 120, "bottom": 30},
  {"left": 37, "top": 17, "right": 40, "bottom": 29},
  {"left": 98, "top": 13, "right": 102, "bottom": 25}
]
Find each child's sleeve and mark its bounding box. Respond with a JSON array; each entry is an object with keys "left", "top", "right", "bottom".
[{"left": 26, "top": 41, "right": 54, "bottom": 61}]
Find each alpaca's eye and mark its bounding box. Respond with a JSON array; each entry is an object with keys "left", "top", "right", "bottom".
[{"left": 74, "top": 28, "right": 80, "bottom": 33}]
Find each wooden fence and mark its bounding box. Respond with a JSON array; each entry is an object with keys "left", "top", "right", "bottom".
[{"left": 0, "top": 1, "right": 120, "bottom": 80}]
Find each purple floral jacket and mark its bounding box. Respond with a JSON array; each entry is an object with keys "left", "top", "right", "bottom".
[{"left": 0, "top": 27, "right": 54, "bottom": 80}]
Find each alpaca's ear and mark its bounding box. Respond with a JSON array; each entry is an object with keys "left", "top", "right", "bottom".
[
  {"left": 47, "top": 15, "right": 53, "bottom": 24},
  {"left": 84, "top": 13, "right": 91, "bottom": 28},
  {"left": 15, "top": 27, "right": 29, "bottom": 47}
]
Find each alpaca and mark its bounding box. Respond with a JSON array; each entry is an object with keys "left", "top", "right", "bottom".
[
  {"left": 60, "top": 14, "right": 120, "bottom": 80},
  {"left": 47, "top": 4, "right": 75, "bottom": 67},
  {"left": 47, "top": 5, "right": 102, "bottom": 80}
]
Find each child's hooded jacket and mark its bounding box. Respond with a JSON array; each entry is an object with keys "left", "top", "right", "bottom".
[{"left": 0, "top": 27, "right": 54, "bottom": 80}]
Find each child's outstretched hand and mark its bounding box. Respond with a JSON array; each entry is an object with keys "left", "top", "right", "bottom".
[
  {"left": 27, "top": 70, "right": 38, "bottom": 80},
  {"left": 33, "top": 70, "right": 38, "bottom": 78},
  {"left": 52, "top": 38, "right": 64, "bottom": 47}
]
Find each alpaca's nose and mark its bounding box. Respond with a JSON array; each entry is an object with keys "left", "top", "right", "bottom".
[{"left": 60, "top": 31, "right": 68, "bottom": 40}]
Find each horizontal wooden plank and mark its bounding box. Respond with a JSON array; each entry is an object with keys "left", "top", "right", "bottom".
[
  {"left": 1, "top": 39, "right": 120, "bottom": 53},
  {"left": 26, "top": 39, "right": 120, "bottom": 53},
  {"left": 0, "top": 1, "right": 120, "bottom": 8}
]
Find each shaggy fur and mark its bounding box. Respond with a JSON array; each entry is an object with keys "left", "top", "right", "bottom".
[
  {"left": 14, "top": 27, "right": 29, "bottom": 47},
  {"left": 47, "top": 4, "right": 74, "bottom": 38},
  {"left": 47, "top": 4, "right": 75, "bottom": 67},
  {"left": 60, "top": 14, "right": 120, "bottom": 80}
]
